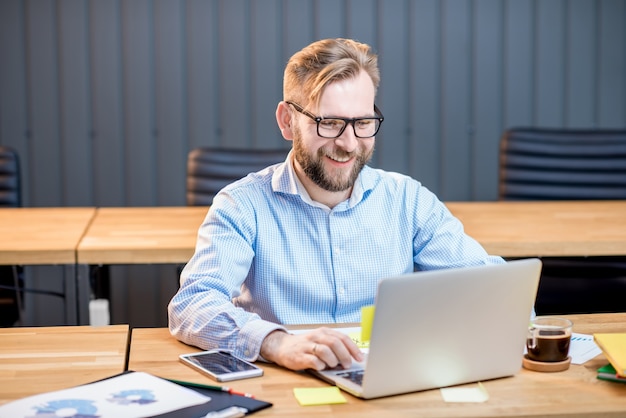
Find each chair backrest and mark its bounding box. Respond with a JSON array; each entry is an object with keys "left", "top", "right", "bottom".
[
  {"left": 0, "top": 146, "right": 21, "bottom": 207},
  {"left": 186, "top": 147, "right": 289, "bottom": 206},
  {"left": 498, "top": 128, "right": 626, "bottom": 200}
]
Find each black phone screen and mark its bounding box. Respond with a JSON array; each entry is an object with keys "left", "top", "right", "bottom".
[{"left": 187, "top": 351, "right": 258, "bottom": 374}]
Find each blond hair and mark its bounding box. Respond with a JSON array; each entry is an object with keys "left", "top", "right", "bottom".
[{"left": 283, "top": 38, "right": 380, "bottom": 111}]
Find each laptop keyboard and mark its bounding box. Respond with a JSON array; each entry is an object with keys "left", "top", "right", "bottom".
[{"left": 336, "top": 369, "right": 364, "bottom": 386}]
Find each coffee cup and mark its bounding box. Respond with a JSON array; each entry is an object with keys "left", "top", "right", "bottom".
[{"left": 526, "top": 317, "right": 572, "bottom": 363}]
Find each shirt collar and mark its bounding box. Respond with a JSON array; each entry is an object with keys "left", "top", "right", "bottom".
[{"left": 271, "top": 150, "right": 377, "bottom": 210}]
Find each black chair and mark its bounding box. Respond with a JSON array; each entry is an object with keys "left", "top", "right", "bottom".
[
  {"left": 0, "top": 146, "right": 23, "bottom": 326},
  {"left": 499, "top": 128, "right": 626, "bottom": 200},
  {"left": 0, "top": 146, "right": 21, "bottom": 207},
  {"left": 173, "top": 147, "right": 288, "bottom": 283},
  {"left": 1, "top": 147, "right": 71, "bottom": 326},
  {"left": 498, "top": 128, "right": 626, "bottom": 314},
  {"left": 186, "top": 147, "right": 289, "bottom": 206}
]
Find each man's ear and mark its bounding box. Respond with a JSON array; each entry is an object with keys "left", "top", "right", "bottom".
[{"left": 276, "top": 101, "right": 294, "bottom": 141}]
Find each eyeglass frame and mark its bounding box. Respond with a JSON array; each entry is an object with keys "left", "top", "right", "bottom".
[{"left": 285, "top": 101, "right": 384, "bottom": 139}]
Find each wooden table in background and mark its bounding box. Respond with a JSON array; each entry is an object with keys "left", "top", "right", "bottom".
[
  {"left": 128, "top": 314, "right": 626, "bottom": 417},
  {"left": 76, "top": 207, "right": 209, "bottom": 265},
  {"left": 0, "top": 207, "right": 97, "bottom": 324},
  {"left": 74, "top": 206, "right": 209, "bottom": 324},
  {"left": 0, "top": 324, "right": 129, "bottom": 405},
  {"left": 75, "top": 202, "right": 626, "bottom": 263},
  {"left": 446, "top": 200, "right": 626, "bottom": 257},
  {"left": 70, "top": 202, "right": 626, "bottom": 324}
]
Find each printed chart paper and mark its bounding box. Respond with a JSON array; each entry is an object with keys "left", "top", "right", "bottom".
[{"left": 0, "top": 371, "right": 210, "bottom": 418}]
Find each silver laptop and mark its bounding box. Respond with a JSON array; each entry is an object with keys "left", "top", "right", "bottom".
[{"left": 311, "top": 258, "right": 542, "bottom": 399}]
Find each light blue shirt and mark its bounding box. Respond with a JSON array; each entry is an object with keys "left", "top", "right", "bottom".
[{"left": 168, "top": 153, "right": 504, "bottom": 361}]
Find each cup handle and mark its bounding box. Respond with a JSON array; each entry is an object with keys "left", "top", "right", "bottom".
[{"left": 527, "top": 326, "right": 537, "bottom": 350}]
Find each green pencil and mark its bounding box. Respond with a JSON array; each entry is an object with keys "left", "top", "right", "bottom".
[{"left": 166, "top": 378, "right": 255, "bottom": 398}]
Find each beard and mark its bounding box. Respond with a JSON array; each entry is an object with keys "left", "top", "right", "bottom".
[{"left": 292, "top": 126, "right": 374, "bottom": 192}]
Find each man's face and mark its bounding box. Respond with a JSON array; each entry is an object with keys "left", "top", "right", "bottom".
[{"left": 292, "top": 71, "right": 377, "bottom": 192}]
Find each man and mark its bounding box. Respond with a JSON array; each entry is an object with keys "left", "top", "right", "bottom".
[{"left": 168, "top": 38, "right": 504, "bottom": 372}]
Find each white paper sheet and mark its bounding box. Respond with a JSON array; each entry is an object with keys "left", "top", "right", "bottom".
[
  {"left": 0, "top": 371, "right": 210, "bottom": 418},
  {"left": 569, "top": 332, "right": 603, "bottom": 365}
]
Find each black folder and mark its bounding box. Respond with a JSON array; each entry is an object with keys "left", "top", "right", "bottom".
[
  {"left": 99, "top": 371, "right": 272, "bottom": 417},
  {"left": 154, "top": 377, "right": 272, "bottom": 417}
]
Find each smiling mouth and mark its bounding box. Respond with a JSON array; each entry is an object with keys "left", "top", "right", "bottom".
[{"left": 326, "top": 153, "right": 352, "bottom": 163}]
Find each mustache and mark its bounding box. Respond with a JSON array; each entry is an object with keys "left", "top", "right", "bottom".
[{"left": 320, "top": 147, "right": 355, "bottom": 159}]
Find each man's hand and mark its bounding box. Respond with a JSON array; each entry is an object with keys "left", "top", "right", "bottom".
[{"left": 260, "top": 327, "right": 364, "bottom": 371}]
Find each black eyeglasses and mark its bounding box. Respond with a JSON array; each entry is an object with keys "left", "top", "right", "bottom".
[{"left": 286, "top": 101, "right": 384, "bottom": 139}]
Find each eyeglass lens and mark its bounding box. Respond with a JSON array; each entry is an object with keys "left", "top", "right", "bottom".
[
  {"left": 286, "top": 101, "right": 383, "bottom": 139},
  {"left": 318, "top": 118, "right": 380, "bottom": 138}
]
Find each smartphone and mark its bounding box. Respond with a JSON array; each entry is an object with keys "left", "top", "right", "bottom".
[{"left": 179, "top": 350, "right": 263, "bottom": 382}]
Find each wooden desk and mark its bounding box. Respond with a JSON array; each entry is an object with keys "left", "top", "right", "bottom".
[
  {"left": 71, "top": 202, "right": 626, "bottom": 324},
  {"left": 0, "top": 207, "right": 96, "bottom": 265},
  {"left": 77, "top": 206, "right": 208, "bottom": 265},
  {"left": 0, "top": 207, "right": 97, "bottom": 324},
  {"left": 74, "top": 206, "right": 209, "bottom": 324},
  {"left": 75, "top": 202, "right": 626, "bottom": 264},
  {"left": 446, "top": 201, "right": 626, "bottom": 257},
  {"left": 0, "top": 324, "right": 129, "bottom": 405},
  {"left": 128, "top": 314, "right": 626, "bottom": 417}
]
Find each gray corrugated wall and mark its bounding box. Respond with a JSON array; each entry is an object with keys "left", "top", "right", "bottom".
[
  {"left": 2, "top": 0, "right": 625, "bottom": 206},
  {"left": 1, "top": 0, "right": 625, "bottom": 326}
]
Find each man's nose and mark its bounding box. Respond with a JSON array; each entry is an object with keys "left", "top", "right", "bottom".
[{"left": 333, "top": 124, "right": 359, "bottom": 152}]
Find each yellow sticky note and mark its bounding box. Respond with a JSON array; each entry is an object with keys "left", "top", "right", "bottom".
[
  {"left": 360, "top": 305, "right": 376, "bottom": 343},
  {"left": 348, "top": 332, "right": 370, "bottom": 349},
  {"left": 440, "top": 382, "right": 489, "bottom": 403},
  {"left": 293, "top": 386, "right": 347, "bottom": 406}
]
